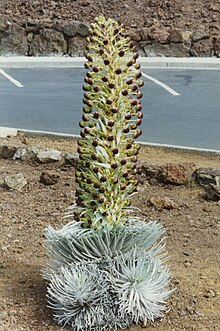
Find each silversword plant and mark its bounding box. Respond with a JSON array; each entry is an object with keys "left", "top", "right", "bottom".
[{"left": 44, "top": 15, "right": 172, "bottom": 331}]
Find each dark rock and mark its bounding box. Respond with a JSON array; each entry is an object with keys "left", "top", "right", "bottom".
[
  {"left": 29, "top": 29, "right": 67, "bottom": 56},
  {"left": 191, "top": 29, "right": 210, "bottom": 42},
  {"left": 193, "top": 168, "right": 220, "bottom": 187},
  {"left": 68, "top": 35, "right": 86, "bottom": 56},
  {"left": 169, "top": 28, "right": 191, "bottom": 43},
  {"left": 0, "top": 142, "right": 23, "bottom": 159},
  {"left": 78, "top": 22, "right": 89, "bottom": 37},
  {"left": 0, "top": 23, "right": 27, "bottom": 55},
  {"left": 193, "top": 168, "right": 220, "bottom": 201},
  {"left": 0, "top": 16, "right": 9, "bottom": 32},
  {"left": 63, "top": 22, "right": 79, "bottom": 37},
  {"left": 143, "top": 42, "right": 190, "bottom": 57},
  {"left": 40, "top": 170, "right": 60, "bottom": 185},
  {"left": 190, "top": 39, "right": 213, "bottom": 56},
  {"left": 213, "top": 36, "right": 220, "bottom": 57}
]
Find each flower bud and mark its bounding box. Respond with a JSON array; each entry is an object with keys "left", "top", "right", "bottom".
[
  {"left": 137, "top": 111, "right": 143, "bottom": 119},
  {"left": 127, "top": 60, "right": 133, "bottom": 67},
  {"left": 108, "top": 82, "right": 115, "bottom": 89},
  {"left": 121, "top": 184, "right": 127, "bottom": 190},
  {"left": 93, "top": 167, "right": 99, "bottom": 173},
  {"left": 93, "top": 112, "right": 100, "bottom": 119},
  {"left": 120, "top": 159, "right": 127, "bottom": 165},
  {"left": 83, "top": 85, "right": 90, "bottom": 91},
  {"left": 100, "top": 176, "right": 107, "bottom": 182},
  {"left": 121, "top": 89, "right": 128, "bottom": 96},
  {"left": 130, "top": 123, "right": 137, "bottom": 130},
  {"left": 118, "top": 50, "right": 125, "bottom": 57},
  {"left": 83, "top": 92, "right": 90, "bottom": 100},
  {"left": 131, "top": 99, "right": 138, "bottom": 106},
  {"left": 132, "top": 84, "right": 138, "bottom": 91},
  {"left": 135, "top": 71, "right": 142, "bottom": 79},
  {"left": 123, "top": 126, "right": 130, "bottom": 133},
  {"left": 93, "top": 86, "right": 99, "bottom": 92},
  {"left": 92, "top": 66, "right": 99, "bottom": 73},
  {"left": 87, "top": 178, "right": 92, "bottom": 184},
  {"left": 94, "top": 183, "right": 100, "bottom": 189},
  {"left": 84, "top": 127, "right": 91, "bottom": 134},
  {"left": 137, "top": 92, "right": 143, "bottom": 99},
  {"left": 106, "top": 98, "right": 113, "bottom": 105},
  {"left": 138, "top": 80, "right": 145, "bottom": 87},
  {"left": 126, "top": 78, "right": 133, "bottom": 85},
  {"left": 111, "top": 162, "right": 118, "bottom": 169},
  {"left": 87, "top": 78, "right": 93, "bottom": 85},
  {"left": 125, "top": 113, "right": 132, "bottom": 120},
  {"left": 108, "top": 120, "right": 115, "bottom": 127},
  {"left": 92, "top": 139, "right": 99, "bottom": 147},
  {"left": 103, "top": 39, "right": 108, "bottom": 45},
  {"left": 91, "top": 153, "right": 98, "bottom": 160},
  {"left": 136, "top": 119, "right": 142, "bottom": 126},
  {"left": 84, "top": 62, "right": 90, "bottom": 69},
  {"left": 123, "top": 172, "right": 129, "bottom": 178},
  {"left": 112, "top": 148, "right": 119, "bottom": 154},
  {"left": 80, "top": 130, "right": 85, "bottom": 138},
  {"left": 136, "top": 104, "right": 142, "bottom": 111},
  {"left": 111, "top": 107, "right": 118, "bottom": 114},
  {"left": 82, "top": 114, "right": 89, "bottom": 121},
  {"left": 107, "top": 134, "right": 114, "bottom": 141},
  {"left": 104, "top": 59, "right": 110, "bottom": 65},
  {"left": 115, "top": 68, "right": 122, "bottom": 75},
  {"left": 79, "top": 121, "right": 85, "bottom": 128},
  {"left": 126, "top": 143, "right": 132, "bottom": 149},
  {"left": 99, "top": 48, "right": 104, "bottom": 55},
  {"left": 113, "top": 177, "right": 118, "bottom": 184},
  {"left": 102, "top": 76, "right": 108, "bottom": 82},
  {"left": 99, "top": 187, "right": 105, "bottom": 193},
  {"left": 134, "top": 52, "right": 139, "bottom": 60},
  {"left": 98, "top": 197, "right": 104, "bottom": 203}
]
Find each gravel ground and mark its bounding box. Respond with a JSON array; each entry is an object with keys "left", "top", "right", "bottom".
[{"left": 0, "top": 135, "right": 220, "bottom": 331}]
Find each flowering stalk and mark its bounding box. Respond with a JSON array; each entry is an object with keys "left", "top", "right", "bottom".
[{"left": 75, "top": 16, "right": 144, "bottom": 229}]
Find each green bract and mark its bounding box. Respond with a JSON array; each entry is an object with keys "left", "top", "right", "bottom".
[{"left": 75, "top": 16, "right": 144, "bottom": 229}]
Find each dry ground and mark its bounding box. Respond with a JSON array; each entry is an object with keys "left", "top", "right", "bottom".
[{"left": 0, "top": 135, "right": 220, "bottom": 331}]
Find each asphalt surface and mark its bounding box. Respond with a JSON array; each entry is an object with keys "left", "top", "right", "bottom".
[{"left": 0, "top": 67, "right": 219, "bottom": 150}]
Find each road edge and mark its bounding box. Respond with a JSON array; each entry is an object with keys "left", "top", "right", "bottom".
[
  {"left": 1, "top": 127, "right": 218, "bottom": 156},
  {"left": 0, "top": 56, "right": 220, "bottom": 69}
]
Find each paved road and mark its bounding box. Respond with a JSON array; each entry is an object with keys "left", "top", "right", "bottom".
[{"left": 0, "top": 67, "right": 219, "bottom": 150}]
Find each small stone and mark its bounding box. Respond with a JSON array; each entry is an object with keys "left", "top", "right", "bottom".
[
  {"left": 40, "top": 170, "right": 60, "bottom": 186},
  {"left": 64, "top": 152, "right": 78, "bottom": 166},
  {"left": 4, "top": 173, "right": 27, "bottom": 191},
  {"left": 36, "top": 149, "right": 62, "bottom": 163},
  {"left": 148, "top": 196, "right": 177, "bottom": 210},
  {"left": 13, "top": 145, "right": 41, "bottom": 161}
]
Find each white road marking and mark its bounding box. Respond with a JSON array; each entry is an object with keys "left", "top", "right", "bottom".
[
  {"left": 0, "top": 68, "right": 24, "bottom": 87},
  {"left": 142, "top": 71, "right": 180, "bottom": 96}
]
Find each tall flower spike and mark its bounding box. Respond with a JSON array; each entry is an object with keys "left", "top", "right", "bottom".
[{"left": 76, "top": 16, "right": 143, "bottom": 230}]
